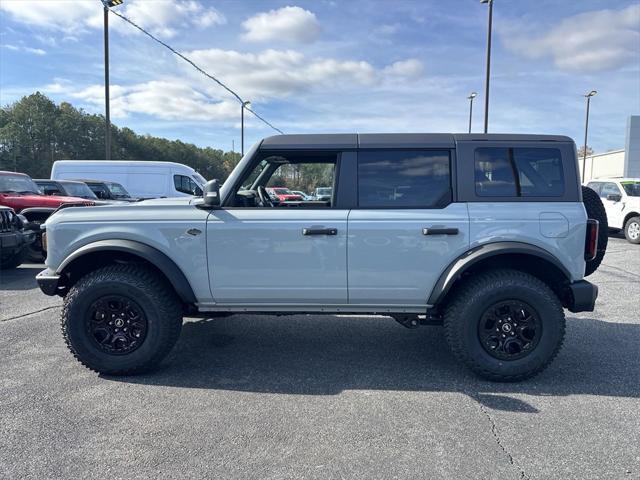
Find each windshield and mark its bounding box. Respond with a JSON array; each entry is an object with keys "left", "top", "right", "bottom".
[
  {"left": 0, "top": 175, "right": 40, "bottom": 194},
  {"left": 193, "top": 172, "right": 206, "bottom": 186},
  {"left": 62, "top": 182, "right": 97, "bottom": 199},
  {"left": 316, "top": 187, "right": 332, "bottom": 195},
  {"left": 105, "top": 182, "right": 131, "bottom": 198},
  {"left": 621, "top": 181, "right": 640, "bottom": 197}
]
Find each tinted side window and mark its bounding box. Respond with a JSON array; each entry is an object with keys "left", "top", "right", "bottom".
[
  {"left": 475, "top": 147, "right": 564, "bottom": 197},
  {"left": 475, "top": 148, "right": 517, "bottom": 196},
  {"left": 586, "top": 182, "right": 601, "bottom": 194},
  {"left": 514, "top": 148, "right": 564, "bottom": 197},
  {"left": 600, "top": 183, "right": 621, "bottom": 198},
  {"left": 357, "top": 150, "right": 451, "bottom": 208},
  {"left": 174, "top": 175, "right": 199, "bottom": 195}
]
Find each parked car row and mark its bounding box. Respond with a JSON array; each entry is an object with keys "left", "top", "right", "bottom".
[
  {"left": 265, "top": 186, "right": 333, "bottom": 204},
  {"left": 1, "top": 160, "right": 209, "bottom": 269}
]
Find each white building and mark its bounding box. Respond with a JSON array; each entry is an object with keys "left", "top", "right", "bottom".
[{"left": 580, "top": 115, "right": 640, "bottom": 182}]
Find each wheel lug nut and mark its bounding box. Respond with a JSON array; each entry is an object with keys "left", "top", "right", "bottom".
[{"left": 502, "top": 334, "right": 506, "bottom": 338}]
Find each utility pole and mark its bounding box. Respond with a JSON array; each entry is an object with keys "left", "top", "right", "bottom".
[
  {"left": 101, "top": 0, "right": 123, "bottom": 160},
  {"left": 582, "top": 90, "right": 597, "bottom": 183},
  {"left": 480, "top": 0, "right": 493, "bottom": 134},
  {"left": 104, "top": 4, "right": 111, "bottom": 160}
]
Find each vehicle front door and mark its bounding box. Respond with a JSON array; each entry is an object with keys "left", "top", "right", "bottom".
[
  {"left": 347, "top": 149, "right": 470, "bottom": 307},
  {"left": 600, "top": 182, "right": 625, "bottom": 228},
  {"left": 206, "top": 152, "right": 348, "bottom": 307}
]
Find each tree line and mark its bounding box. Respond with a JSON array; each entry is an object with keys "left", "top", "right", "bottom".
[{"left": 0, "top": 92, "right": 241, "bottom": 180}]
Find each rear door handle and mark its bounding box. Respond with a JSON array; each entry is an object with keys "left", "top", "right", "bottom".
[
  {"left": 422, "top": 227, "right": 459, "bottom": 235},
  {"left": 303, "top": 227, "right": 338, "bottom": 236}
]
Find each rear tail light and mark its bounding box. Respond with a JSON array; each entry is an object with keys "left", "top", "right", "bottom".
[{"left": 585, "top": 219, "right": 599, "bottom": 261}]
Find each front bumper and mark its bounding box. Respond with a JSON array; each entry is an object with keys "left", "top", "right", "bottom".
[
  {"left": 567, "top": 280, "right": 598, "bottom": 313},
  {"left": 36, "top": 268, "right": 64, "bottom": 296}
]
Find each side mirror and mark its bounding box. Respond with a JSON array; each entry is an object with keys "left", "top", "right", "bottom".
[
  {"left": 203, "top": 179, "right": 221, "bottom": 207},
  {"left": 607, "top": 194, "right": 622, "bottom": 202}
]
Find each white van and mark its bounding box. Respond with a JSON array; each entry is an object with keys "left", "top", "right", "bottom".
[{"left": 51, "top": 161, "right": 207, "bottom": 199}]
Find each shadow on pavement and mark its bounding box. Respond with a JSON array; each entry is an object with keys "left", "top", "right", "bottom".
[
  {"left": 0, "top": 265, "right": 45, "bottom": 291},
  {"left": 106, "top": 314, "right": 640, "bottom": 413}
]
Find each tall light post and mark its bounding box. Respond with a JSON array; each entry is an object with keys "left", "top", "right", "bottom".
[
  {"left": 241, "top": 101, "right": 251, "bottom": 156},
  {"left": 480, "top": 0, "right": 493, "bottom": 134},
  {"left": 582, "top": 90, "right": 597, "bottom": 183},
  {"left": 467, "top": 92, "right": 477, "bottom": 133},
  {"left": 101, "top": 0, "right": 123, "bottom": 160}
]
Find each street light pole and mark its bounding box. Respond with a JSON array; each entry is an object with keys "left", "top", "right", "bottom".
[
  {"left": 582, "top": 90, "right": 597, "bottom": 183},
  {"left": 467, "top": 92, "right": 477, "bottom": 133},
  {"left": 101, "top": 0, "right": 123, "bottom": 161},
  {"left": 241, "top": 101, "right": 251, "bottom": 156},
  {"left": 103, "top": 4, "right": 111, "bottom": 160},
  {"left": 480, "top": 0, "right": 493, "bottom": 134}
]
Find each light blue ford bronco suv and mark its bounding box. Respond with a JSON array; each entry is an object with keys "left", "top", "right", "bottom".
[{"left": 37, "top": 134, "right": 606, "bottom": 381}]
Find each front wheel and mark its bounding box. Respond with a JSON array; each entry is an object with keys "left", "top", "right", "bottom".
[
  {"left": 61, "top": 264, "right": 183, "bottom": 375},
  {"left": 624, "top": 216, "right": 640, "bottom": 244},
  {"left": 444, "top": 269, "right": 565, "bottom": 382}
]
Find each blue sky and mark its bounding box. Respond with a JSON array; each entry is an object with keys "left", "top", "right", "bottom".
[{"left": 1, "top": 0, "right": 639, "bottom": 154}]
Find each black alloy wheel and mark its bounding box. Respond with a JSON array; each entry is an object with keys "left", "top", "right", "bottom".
[
  {"left": 87, "top": 295, "right": 148, "bottom": 355},
  {"left": 477, "top": 300, "right": 542, "bottom": 361}
]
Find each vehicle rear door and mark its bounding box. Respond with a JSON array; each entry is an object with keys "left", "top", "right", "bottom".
[{"left": 347, "top": 148, "right": 470, "bottom": 307}]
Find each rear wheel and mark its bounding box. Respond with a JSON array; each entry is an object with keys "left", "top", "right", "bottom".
[
  {"left": 444, "top": 269, "right": 565, "bottom": 382},
  {"left": 61, "top": 264, "right": 183, "bottom": 375},
  {"left": 624, "top": 216, "right": 640, "bottom": 244},
  {"left": 582, "top": 186, "right": 607, "bottom": 276}
]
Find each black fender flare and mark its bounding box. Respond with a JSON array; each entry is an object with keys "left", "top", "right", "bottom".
[
  {"left": 57, "top": 239, "right": 197, "bottom": 304},
  {"left": 427, "top": 241, "right": 572, "bottom": 306}
]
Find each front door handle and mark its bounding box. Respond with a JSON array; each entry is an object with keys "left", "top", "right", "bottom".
[
  {"left": 303, "top": 227, "right": 338, "bottom": 236},
  {"left": 422, "top": 227, "right": 459, "bottom": 235}
]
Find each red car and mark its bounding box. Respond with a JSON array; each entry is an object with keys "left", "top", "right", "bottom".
[
  {"left": 266, "top": 187, "right": 303, "bottom": 202},
  {"left": 0, "top": 171, "right": 94, "bottom": 261}
]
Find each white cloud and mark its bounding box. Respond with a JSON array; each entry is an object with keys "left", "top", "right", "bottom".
[
  {"left": 242, "top": 6, "right": 321, "bottom": 43},
  {"left": 0, "top": 0, "right": 225, "bottom": 38},
  {"left": 1, "top": 44, "right": 46, "bottom": 55},
  {"left": 501, "top": 4, "right": 640, "bottom": 72},
  {"left": 383, "top": 59, "right": 424, "bottom": 78},
  {"left": 184, "top": 48, "right": 422, "bottom": 100},
  {"left": 67, "top": 81, "right": 237, "bottom": 122}
]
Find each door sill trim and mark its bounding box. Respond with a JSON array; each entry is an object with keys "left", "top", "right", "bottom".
[{"left": 196, "top": 303, "right": 428, "bottom": 314}]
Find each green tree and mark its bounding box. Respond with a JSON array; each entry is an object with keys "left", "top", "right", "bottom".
[{"left": 0, "top": 92, "right": 240, "bottom": 180}]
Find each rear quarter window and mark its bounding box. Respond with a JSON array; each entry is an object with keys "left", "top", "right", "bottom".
[{"left": 475, "top": 147, "right": 564, "bottom": 197}]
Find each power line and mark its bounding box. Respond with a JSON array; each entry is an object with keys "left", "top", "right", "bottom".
[{"left": 106, "top": 6, "right": 284, "bottom": 135}]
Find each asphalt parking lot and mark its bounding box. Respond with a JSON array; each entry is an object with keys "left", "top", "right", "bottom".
[{"left": 1, "top": 235, "right": 638, "bottom": 480}]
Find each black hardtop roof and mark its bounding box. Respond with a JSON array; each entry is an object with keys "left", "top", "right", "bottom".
[{"left": 260, "top": 133, "right": 574, "bottom": 150}]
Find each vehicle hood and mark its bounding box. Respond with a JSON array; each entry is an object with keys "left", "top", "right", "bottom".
[
  {"left": 0, "top": 192, "right": 93, "bottom": 211},
  {"left": 44, "top": 196, "right": 197, "bottom": 227}
]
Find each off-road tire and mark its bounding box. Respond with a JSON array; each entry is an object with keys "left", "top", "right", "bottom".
[
  {"left": 0, "top": 248, "right": 28, "bottom": 269},
  {"left": 61, "top": 264, "right": 183, "bottom": 375},
  {"left": 444, "top": 269, "right": 565, "bottom": 382},
  {"left": 624, "top": 216, "right": 640, "bottom": 244},
  {"left": 582, "top": 185, "right": 607, "bottom": 276}
]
